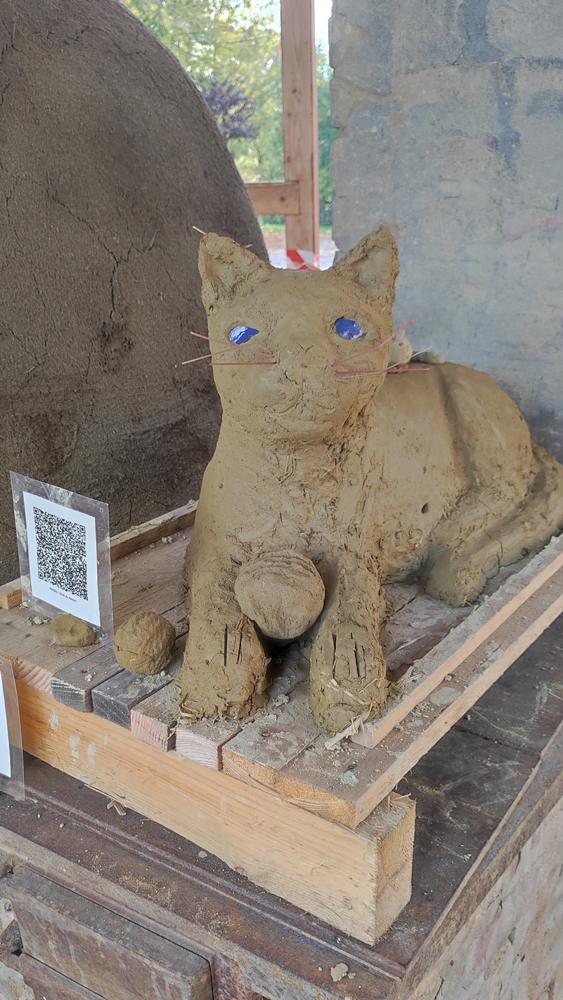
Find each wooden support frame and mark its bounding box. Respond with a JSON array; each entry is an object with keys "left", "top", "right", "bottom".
[
  {"left": 16, "top": 681, "right": 415, "bottom": 945},
  {"left": 0, "top": 506, "right": 415, "bottom": 944},
  {"left": 2, "top": 505, "right": 560, "bottom": 943},
  {"left": 245, "top": 0, "right": 319, "bottom": 255}
]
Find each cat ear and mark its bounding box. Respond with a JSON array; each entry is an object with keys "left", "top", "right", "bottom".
[
  {"left": 198, "top": 233, "right": 270, "bottom": 312},
  {"left": 333, "top": 225, "right": 399, "bottom": 306}
]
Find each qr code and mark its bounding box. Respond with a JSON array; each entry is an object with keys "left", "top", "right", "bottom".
[{"left": 33, "top": 507, "right": 88, "bottom": 601}]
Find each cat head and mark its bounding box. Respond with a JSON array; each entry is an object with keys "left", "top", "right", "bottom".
[{"left": 198, "top": 226, "right": 399, "bottom": 444}]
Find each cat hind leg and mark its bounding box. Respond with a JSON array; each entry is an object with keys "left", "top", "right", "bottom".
[{"left": 425, "top": 446, "right": 563, "bottom": 605}]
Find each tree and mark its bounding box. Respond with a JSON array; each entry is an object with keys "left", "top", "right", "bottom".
[
  {"left": 317, "top": 48, "right": 337, "bottom": 228},
  {"left": 125, "top": 0, "right": 285, "bottom": 180},
  {"left": 123, "top": 1, "right": 334, "bottom": 225},
  {"left": 198, "top": 75, "right": 258, "bottom": 141}
]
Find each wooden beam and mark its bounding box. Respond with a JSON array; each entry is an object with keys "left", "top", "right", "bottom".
[
  {"left": 0, "top": 579, "right": 22, "bottom": 610},
  {"left": 17, "top": 679, "right": 415, "bottom": 945},
  {"left": 280, "top": 0, "right": 319, "bottom": 255},
  {"left": 131, "top": 679, "right": 181, "bottom": 751},
  {"left": 91, "top": 667, "right": 173, "bottom": 729},
  {"left": 176, "top": 718, "right": 241, "bottom": 770},
  {"left": 246, "top": 181, "right": 300, "bottom": 216},
  {"left": 51, "top": 644, "right": 123, "bottom": 713},
  {"left": 109, "top": 500, "right": 197, "bottom": 562}
]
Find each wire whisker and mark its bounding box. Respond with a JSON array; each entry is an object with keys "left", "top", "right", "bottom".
[
  {"left": 331, "top": 333, "right": 393, "bottom": 371},
  {"left": 181, "top": 345, "right": 240, "bottom": 365},
  {"left": 212, "top": 360, "right": 276, "bottom": 367},
  {"left": 335, "top": 360, "right": 431, "bottom": 379}
]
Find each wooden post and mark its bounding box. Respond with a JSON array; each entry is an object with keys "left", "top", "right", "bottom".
[{"left": 280, "top": 0, "right": 319, "bottom": 256}]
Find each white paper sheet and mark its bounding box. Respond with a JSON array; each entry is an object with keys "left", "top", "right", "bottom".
[
  {"left": 23, "top": 491, "right": 101, "bottom": 627},
  {"left": 0, "top": 674, "right": 11, "bottom": 778}
]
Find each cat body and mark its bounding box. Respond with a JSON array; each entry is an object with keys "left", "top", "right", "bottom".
[{"left": 180, "top": 229, "right": 563, "bottom": 733}]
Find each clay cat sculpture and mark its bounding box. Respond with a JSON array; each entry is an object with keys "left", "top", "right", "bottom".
[{"left": 180, "top": 228, "right": 563, "bottom": 734}]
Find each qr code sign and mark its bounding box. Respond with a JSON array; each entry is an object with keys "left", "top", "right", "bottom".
[
  {"left": 14, "top": 479, "right": 107, "bottom": 631},
  {"left": 33, "top": 506, "right": 88, "bottom": 601}
]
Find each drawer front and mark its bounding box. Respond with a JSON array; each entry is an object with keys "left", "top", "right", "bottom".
[{"left": 6, "top": 867, "right": 213, "bottom": 1000}]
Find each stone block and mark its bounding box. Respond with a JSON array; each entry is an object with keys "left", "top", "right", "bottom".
[
  {"left": 391, "top": 0, "right": 501, "bottom": 77},
  {"left": 330, "top": 6, "right": 392, "bottom": 94},
  {"left": 488, "top": 0, "right": 563, "bottom": 59}
]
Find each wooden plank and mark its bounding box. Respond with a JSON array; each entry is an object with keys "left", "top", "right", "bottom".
[
  {"left": 0, "top": 608, "right": 96, "bottom": 694},
  {"left": 458, "top": 624, "right": 563, "bottom": 755},
  {"left": 175, "top": 718, "right": 241, "bottom": 770},
  {"left": 131, "top": 678, "right": 181, "bottom": 751},
  {"left": 353, "top": 536, "right": 563, "bottom": 749},
  {"left": 223, "top": 545, "right": 562, "bottom": 806},
  {"left": 222, "top": 681, "right": 317, "bottom": 787},
  {"left": 281, "top": 0, "right": 319, "bottom": 255},
  {"left": 273, "top": 570, "right": 563, "bottom": 826},
  {"left": 9, "top": 867, "right": 213, "bottom": 999},
  {"left": 246, "top": 180, "right": 300, "bottom": 216},
  {"left": 16, "top": 680, "right": 415, "bottom": 945},
  {"left": 111, "top": 531, "right": 187, "bottom": 628},
  {"left": 0, "top": 579, "right": 22, "bottom": 610},
  {"left": 222, "top": 644, "right": 315, "bottom": 782},
  {"left": 20, "top": 955, "right": 111, "bottom": 999},
  {"left": 109, "top": 500, "right": 197, "bottom": 562},
  {"left": 51, "top": 643, "right": 122, "bottom": 712},
  {"left": 92, "top": 650, "right": 181, "bottom": 729},
  {"left": 382, "top": 590, "right": 470, "bottom": 680}
]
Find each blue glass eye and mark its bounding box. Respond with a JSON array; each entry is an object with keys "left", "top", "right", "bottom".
[
  {"left": 335, "top": 317, "right": 366, "bottom": 340},
  {"left": 228, "top": 324, "right": 260, "bottom": 345}
]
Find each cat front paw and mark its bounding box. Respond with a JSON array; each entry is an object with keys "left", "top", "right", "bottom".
[
  {"left": 180, "top": 613, "right": 269, "bottom": 721},
  {"left": 309, "top": 620, "right": 388, "bottom": 734}
]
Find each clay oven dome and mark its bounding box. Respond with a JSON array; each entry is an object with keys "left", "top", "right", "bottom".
[{"left": 0, "top": 0, "right": 267, "bottom": 579}]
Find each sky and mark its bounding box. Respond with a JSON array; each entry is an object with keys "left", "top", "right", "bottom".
[
  {"left": 315, "top": 0, "right": 332, "bottom": 51},
  {"left": 258, "top": 0, "right": 332, "bottom": 52}
]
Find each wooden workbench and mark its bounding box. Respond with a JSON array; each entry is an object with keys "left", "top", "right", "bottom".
[{"left": 0, "top": 618, "right": 561, "bottom": 999}]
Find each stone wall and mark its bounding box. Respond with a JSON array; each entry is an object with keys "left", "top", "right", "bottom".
[{"left": 330, "top": 0, "right": 563, "bottom": 458}]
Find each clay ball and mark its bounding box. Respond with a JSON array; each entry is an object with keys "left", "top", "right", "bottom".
[
  {"left": 234, "top": 551, "right": 325, "bottom": 641},
  {"left": 48, "top": 613, "right": 96, "bottom": 648},
  {"left": 114, "top": 611, "right": 175, "bottom": 674}
]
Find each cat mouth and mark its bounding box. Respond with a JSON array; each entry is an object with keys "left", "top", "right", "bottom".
[{"left": 273, "top": 396, "right": 337, "bottom": 417}]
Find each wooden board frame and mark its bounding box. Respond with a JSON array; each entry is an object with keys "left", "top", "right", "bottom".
[
  {"left": 0, "top": 502, "right": 414, "bottom": 943},
  {"left": 245, "top": 0, "right": 319, "bottom": 255},
  {"left": 16, "top": 679, "right": 414, "bottom": 945},
  {"left": 1, "top": 503, "right": 560, "bottom": 940}
]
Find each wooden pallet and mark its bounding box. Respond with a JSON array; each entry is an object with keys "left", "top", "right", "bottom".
[
  {"left": 1, "top": 504, "right": 561, "bottom": 943},
  {"left": 0, "top": 503, "right": 413, "bottom": 944}
]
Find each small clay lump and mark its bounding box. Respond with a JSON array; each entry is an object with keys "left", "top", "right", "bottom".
[{"left": 48, "top": 613, "right": 96, "bottom": 648}]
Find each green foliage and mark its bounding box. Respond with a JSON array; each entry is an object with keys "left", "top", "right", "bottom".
[
  {"left": 123, "top": 0, "right": 334, "bottom": 225},
  {"left": 317, "top": 49, "right": 337, "bottom": 228}
]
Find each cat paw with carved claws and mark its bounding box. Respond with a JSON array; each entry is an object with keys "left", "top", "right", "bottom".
[
  {"left": 180, "top": 613, "right": 269, "bottom": 721},
  {"left": 309, "top": 620, "right": 388, "bottom": 734}
]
